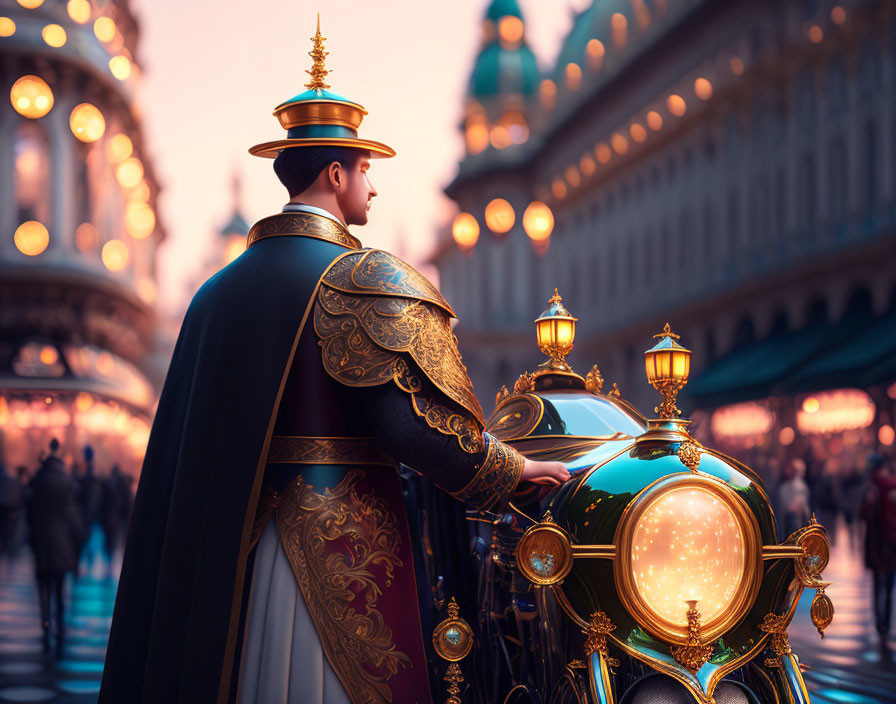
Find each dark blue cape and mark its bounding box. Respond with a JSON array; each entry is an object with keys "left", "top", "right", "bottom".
[{"left": 100, "top": 234, "right": 348, "bottom": 703}]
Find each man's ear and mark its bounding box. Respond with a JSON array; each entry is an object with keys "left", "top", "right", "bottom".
[{"left": 327, "top": 161, "right": 343, "bottom": 191}]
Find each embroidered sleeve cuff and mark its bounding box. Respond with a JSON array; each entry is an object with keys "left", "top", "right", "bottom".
[{"left": 449, "top": 433, "right": 525, "bottom": 512}]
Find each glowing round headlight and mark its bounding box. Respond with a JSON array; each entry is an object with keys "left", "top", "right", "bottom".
[{"left": 615, "top": 475, "right": 761, "bottom": 645}]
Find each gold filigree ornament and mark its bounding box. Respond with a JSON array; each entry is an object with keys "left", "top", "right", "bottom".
[
  {"left": 677, "top": 440, "right": 702, "bottom": 472},
  {"left": 516, "top": 511, "right": 574, "bottom": 586},
  {"left": 444, "top": 663, "right": 464, "bottom": 704},
  {"left": 583, "top": 611, "right": 620, "bottom": 669},
  {"left": 585, "top": 364, "right": 604, "bottom": 394},
  {"left": 495, "top": 385, "right": 509, "bottom": 406},
  {"left": 276, "top": 470, "right": 410, "bottom": 703},
  {"left": 758, "top": 612, "right": 792, "bottom": 669},
  {"left": 811, "top": 587, "right": 834, "bottom": 637},
  {"left": 432, "top": 597, "right": 474, "bottom": 662},
  {"left": 514, "top": 370, "right": 536, "bottom": 394},
  {"left": 670, "top": 600, "right": 715, "bottom": 674},
  {"left": 305, "top": 14, "right": 331, "bottom": 91},
  {"left": 609, "top": 382, "right": 621, "bottom": 398}
]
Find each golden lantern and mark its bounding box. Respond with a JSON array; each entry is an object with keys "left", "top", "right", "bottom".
[
  {"left": 41, "top": 24, "right": 67, "bottom": 48},
  {"left": 11, "top": 75, "right": 53, "bottom": 119},
  {"left": 102, "top": 239, "right": 129, "bottom": 271},
  {"left": 452, "top": 212, "right": 479, "bottom": 249},
  {"left": 535, "top": 289, "right": 577, "bottom": 373},
  {"left": 644, "top": 323, "right": 691, "bottom": 418},
  {"left": 523, "top": 201, "right": 553, "bottom": 242},
  {"left": 484, "top": 198, "right": 515, "bottom": 234},
  {"left": 14, "top": 220, "right": 49, "bottom": 256},
  {"left": 70, "top": 103, "right": 105, "bottom": 142},
  {"left": 125, "top": 201, "right": 155, "bottom": 239}
]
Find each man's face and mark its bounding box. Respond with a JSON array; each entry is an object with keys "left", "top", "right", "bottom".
[{"left": 334, "top": 152, "right": 377, "bottom": 226}]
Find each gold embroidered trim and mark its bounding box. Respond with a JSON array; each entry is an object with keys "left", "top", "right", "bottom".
[
  {"left": 322, "top": 249, "right": 454, "bottom": 316},
  {"left": 450, "top": 433, "right": 524, "bottom": 511},
  {"left": 246, "top": 212, "right": 361, "bottom": 249},
  {"left": 410, "top": 393, "right": 484, "bottom": 454},
  {"left": 314, "top": 285, "right": 485, "bottom": 428},
  {"left": 276, "top": 470, "right": 410, "bottom": 703},
  {"left": 267, "top": 436, "right": 397, "bottom": 466}
]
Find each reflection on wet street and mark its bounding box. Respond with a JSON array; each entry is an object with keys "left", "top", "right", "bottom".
[
  {"left": 0, "top": 535, "right": 117, "bottom": 704},
  {"left": 0, "top": 521, "right": 894, "bottom": 702},
  {"left": 790, "top": 521, "right": 896, "bottom": 703}
]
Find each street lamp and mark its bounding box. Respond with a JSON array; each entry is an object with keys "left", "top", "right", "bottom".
[{"left": 644, "top": 323, "right": 691, "bottom": 418}]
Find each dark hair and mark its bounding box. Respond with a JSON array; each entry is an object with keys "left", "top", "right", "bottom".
[{"left": 273, "top": 146, "right": 363, "bottom": 198}]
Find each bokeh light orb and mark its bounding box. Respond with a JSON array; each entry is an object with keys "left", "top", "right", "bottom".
[
  {"left": 628, "top": 486, "right": 746, "bottom": 628},
  {"left": 485, "top": 199, "right": 515, "bottom": 234},
  {"left": 70, "top": 103, "right": 105, "bottom": 142},
  {"left": 11, "top": 75, "right": 53, "bottom": 119},
  {"left": 41, "top": 24, "right": 66, "bottom": 48},
  {"left": 667, "top": 94, "right": 687, "bottom": 117},
  {"left": 67, "top": 0, "right": 91, "bottom": 23},
  {"left": 74, "top": 222, "right": 100, "bottom": 251},
  {"left": 125, "top": 201, "right": 155, "bottom": 239},
  {"left": 93, "top": 16, "right": 115, "bottom": 42},
  {"left": 452, "top": 212, "right": 479, "bottom": 249},
  {"left": 116, "top": 157, "right": 144, "bottom": 188},
  {"left": 17, "top": 0, "right": 44, "bottom": 8},
  {"left": 523, "top": 201, "right": 554, "bottom": 242},
  {"left": 0, "top": 17, "right": 15, "bottom": 36},
  {"left": 109, "top": 55, "right": 131, "bottom": 80},
  {"left": 14, "top": 220, "right": 49, "bottom": 256},
  {"left": 106, "top": 134, "right": 133, "bottom": 163},
  {"left": 101, "top": 239, "right": 129, "bottom": 271}
]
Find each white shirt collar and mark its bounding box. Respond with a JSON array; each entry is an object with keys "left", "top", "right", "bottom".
[{"left": 282, "top": 202, "right": 345, "bottom": 228}]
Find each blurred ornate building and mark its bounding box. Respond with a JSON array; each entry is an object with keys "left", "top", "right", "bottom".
[
  {"left": 0, "top": 0, "right": 166, "bottom": 474},
  {"left": 436, "top": 0, "right": 896, "bottom": 467}
]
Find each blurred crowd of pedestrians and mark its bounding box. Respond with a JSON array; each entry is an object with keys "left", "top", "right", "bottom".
[
  {"left": 0, "top": 438, "right": 133, "bottom": 657},
  {"left": 765, "top": 446, "right": 896, "bottom": 659}
]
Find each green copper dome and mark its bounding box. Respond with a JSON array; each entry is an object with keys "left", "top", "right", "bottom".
[
  {"left": 468, "top": 0, "right": 539, "bottom": 99},
  {"left": 275, "top": 88, "right": 359, "bottom": 111},
  {"left": 485, "top": 0, "right": 523, "bottom": 21},
  {"left": 470, "top": 43, "right": 539, "bottom": 98}
]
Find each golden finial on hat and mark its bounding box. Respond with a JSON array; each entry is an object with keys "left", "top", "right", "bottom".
[{"left": 305, "top": 14, "right": 331, "bottom": 91}]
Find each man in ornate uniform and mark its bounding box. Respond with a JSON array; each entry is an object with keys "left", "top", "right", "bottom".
[{"left": 99, "top": 21, "right": 567, "bottom": 704}]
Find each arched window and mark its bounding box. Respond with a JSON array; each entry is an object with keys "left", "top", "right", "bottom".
[{"left": 14, "top": 122, "right": 50, "bottom": 224}]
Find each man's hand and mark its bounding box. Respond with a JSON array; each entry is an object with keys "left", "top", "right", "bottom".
[{"left": 520, "top": 459, "right": 570, "bottom": 487}]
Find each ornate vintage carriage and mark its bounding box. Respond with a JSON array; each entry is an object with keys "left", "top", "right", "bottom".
[{"left": 424, "top": 291, "right": 833, "bottom": 704}]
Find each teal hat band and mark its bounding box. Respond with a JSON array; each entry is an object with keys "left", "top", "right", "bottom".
[{"left": 286, "top": 124, "right": 359, "bottom": 140}]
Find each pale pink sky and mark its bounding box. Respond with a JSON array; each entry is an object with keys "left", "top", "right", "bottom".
[{"left": 133, "top": 0, "right": 586, "bottom": 312}]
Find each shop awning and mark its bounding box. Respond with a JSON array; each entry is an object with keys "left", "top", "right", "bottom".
[{"left": 780, "top": 309, "right": 896, "bottom": 393}]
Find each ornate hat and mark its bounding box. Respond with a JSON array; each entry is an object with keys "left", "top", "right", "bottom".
[{"left": 249, "top": 17, "right": 395, "bottom": 159}]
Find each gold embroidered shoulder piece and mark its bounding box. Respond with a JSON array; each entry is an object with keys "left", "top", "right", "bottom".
[
  {"left": 321, "top": 249, "right": 455, "bottom": 317},
  {"left": 314, "top": 250, "right": 485, "bottom": 452}
]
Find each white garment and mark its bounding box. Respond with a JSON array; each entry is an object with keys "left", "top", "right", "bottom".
[
  {"left": 237, "top": 520, "right": 351, "bottom": 704},
  {"left": 282, "top": 202, "right": 346, "bottom": 228}
]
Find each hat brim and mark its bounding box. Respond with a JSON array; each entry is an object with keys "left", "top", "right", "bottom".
[{"left": 249, "top": 137, "right": 395, "bottom": 159}]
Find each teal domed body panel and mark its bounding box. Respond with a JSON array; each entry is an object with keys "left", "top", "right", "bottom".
[{"left": 485, "top": 0, "right": 523, "bottom": 21}]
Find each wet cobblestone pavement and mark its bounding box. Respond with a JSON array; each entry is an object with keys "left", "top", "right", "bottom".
[{"left": 1, "top": 523, "right": 895, "bottom": 702}]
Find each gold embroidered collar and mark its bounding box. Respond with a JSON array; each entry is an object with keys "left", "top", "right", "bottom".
[{"left": 247, "top": 211, "right": 361, "bottom": 249}]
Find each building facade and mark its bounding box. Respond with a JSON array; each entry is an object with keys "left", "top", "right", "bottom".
[
  {"left": 0, "top": 0, "right": 166, "bottom": 474},
  {"left": 436, "top": 0, "right": 896, "bottom": 467}
]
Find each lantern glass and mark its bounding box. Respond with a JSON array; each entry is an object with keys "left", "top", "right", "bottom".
[
  {"left": 672, "top": 349, "right": 690, "bottom": 380},
  {"left": 536, "top": 318, "right": 552, "bottom": 348},
  {"left": 555, "top": 319, "right": 574, "bottom": 348},
  {"left": 645, "top": 353, "right": 657, "bottom": 384}
]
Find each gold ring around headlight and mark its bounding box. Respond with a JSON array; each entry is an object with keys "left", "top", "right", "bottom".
[
  {"left": 516, "top": 514, "right": 574, "bottom": 586},
  {"left": 613, "top": 474, "right": 762, "bottom": 646}
]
